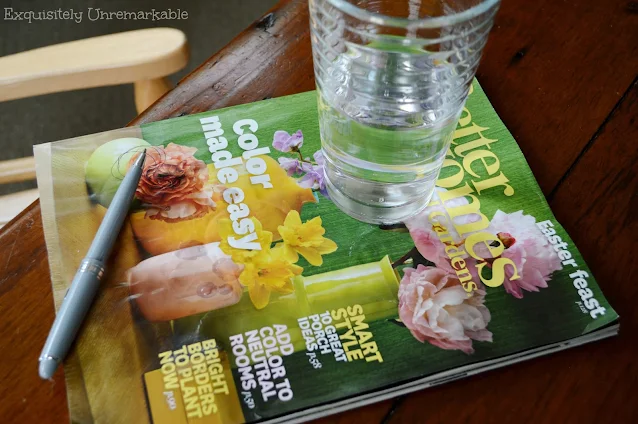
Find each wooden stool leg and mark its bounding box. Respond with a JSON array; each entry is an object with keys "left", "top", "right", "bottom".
[
  {"left": 134, "top": 78, "right": 173, "bottom": 114},
  {"left": 0, "top": 157, "right": 36, "bottom": 185}
]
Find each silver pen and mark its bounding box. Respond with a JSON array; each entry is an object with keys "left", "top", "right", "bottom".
[{"left": 39, "top": 149, "right": 147, "bottom": 379}]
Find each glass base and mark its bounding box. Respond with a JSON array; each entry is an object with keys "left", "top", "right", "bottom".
[{"left": 324, "top": 167, "right": 434, "bottom": 225}]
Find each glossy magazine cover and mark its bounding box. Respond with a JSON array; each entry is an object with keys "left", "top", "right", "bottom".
[{"left": 34, "top": 81, "right": 618, "bottom": 423}]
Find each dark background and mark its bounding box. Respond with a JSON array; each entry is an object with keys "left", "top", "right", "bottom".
[{"left": 0, "top": 0, "right": 278, "bottom": 194}]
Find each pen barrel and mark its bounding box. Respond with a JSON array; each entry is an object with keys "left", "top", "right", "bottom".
[
  {"left": 39, "top": 151, "right": 144, "bottom": 377},
  {"left": 40, "top": 258, "right": 105, "bottom": 362}
]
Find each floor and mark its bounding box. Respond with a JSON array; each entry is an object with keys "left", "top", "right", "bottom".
[{"left": 0, "top": 0, "right": 278, "bottom": 195}]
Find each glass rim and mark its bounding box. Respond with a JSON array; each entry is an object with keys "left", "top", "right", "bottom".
[{"left": 323, "top": 0, "right": 500, "bottom": 29}]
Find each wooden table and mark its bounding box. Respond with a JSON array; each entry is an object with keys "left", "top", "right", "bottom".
[{"left": 1, "top": 0, "right": 636, "bottom": 422}]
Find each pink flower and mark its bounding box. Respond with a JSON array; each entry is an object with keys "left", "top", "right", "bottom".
[
  {"left": 398, "top": 265, "right": 492, "bottom": 354},
  {"left": 273, "top": 130, "right": 304, "bottom": 152},
  {"left": 131, "top": 144, "right": 216, "bottom": 222},
  {"left": 278, "top": 157, "right": 301, "bottom": 176},
  {"left": 405, "top": 188, "right": 481, "bottom": 273},
  {"left": 486, "top": 210, "right": 563, "bottom": 299}
]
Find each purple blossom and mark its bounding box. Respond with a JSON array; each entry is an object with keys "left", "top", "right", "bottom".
[
  {"left": 313, "top": 150, "right": 325, "bottom": 167},
  {"left": 278, "top": 157, "right": 301, "bottom": 176},
  {"left": 297, "top": 165, "right": 323, "bottom": 190},
  {"left": 298, "top": 150, "right": 328, "bottom": 197},
  {"left": 272, "top": 130, "right": 304, "bottom": 152}
]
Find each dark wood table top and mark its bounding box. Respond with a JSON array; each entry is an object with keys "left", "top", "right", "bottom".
[{"left": 1, "top": 0, "right": 637, "bottom": 422}]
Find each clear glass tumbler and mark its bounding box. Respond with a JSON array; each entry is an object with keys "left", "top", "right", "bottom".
[{"left": 309, "top": 0, "right": 500, "bottom": 224}]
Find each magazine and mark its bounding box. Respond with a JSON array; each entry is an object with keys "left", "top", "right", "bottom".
[{"left": 34, "top": 81, "right": 619, "bottom": 424}]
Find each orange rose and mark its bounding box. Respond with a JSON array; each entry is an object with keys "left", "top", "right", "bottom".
[{"left": 130, "top": 143, "right": 216, "bottom": 222}]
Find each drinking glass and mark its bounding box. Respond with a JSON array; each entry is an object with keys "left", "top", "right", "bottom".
[{"left": 309, "top": 0, "right": 500, "bottom": 223}]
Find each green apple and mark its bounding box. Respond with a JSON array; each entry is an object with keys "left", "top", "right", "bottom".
[{"left": 85, "top": 137, "right": 150, "bottom": 207}]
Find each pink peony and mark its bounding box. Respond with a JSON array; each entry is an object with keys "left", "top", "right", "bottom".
[
  {"left": 486, "top": 210, "right": 563, "bottom": 299},
  {"left": 405, "top": 188, "right": 482, "bottom": 273},
  {"left": 131, "top": 143, "right": 216, "bottom": 222},
  {"left": 398, "top": 265, "right": 492, "bottom": 354}
]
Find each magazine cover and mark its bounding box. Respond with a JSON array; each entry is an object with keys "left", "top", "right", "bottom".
[{"left": 34, "top": 81, "right": 618, "bottom": 423}]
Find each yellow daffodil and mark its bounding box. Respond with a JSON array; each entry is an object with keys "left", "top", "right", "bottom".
[
  {"left": 218, "top": 217, "right": 273, "bottom": 264},
  {"left": 277, "top": 210, "right": 337, "bottom": 266},
  {"left": 239, "top": 245, "right": 303, "bottom": 309}
]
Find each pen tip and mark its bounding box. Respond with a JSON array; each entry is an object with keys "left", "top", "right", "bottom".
[
  {"left": 134, "top": 148, "right": 147, "bottom": 168},
  {"left": 39, "top": 357, "right": 59, "bottom": 380}
]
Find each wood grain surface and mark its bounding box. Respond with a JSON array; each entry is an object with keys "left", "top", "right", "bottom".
[{"left": 1, "top": 0, "right": 636, "bottom": 422}]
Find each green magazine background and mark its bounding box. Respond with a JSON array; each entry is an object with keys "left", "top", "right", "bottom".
[{"left": 139, "top": 82, "right": 617, "bottom": 421}]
